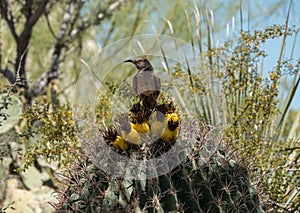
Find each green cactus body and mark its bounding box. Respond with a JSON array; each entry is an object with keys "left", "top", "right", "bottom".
[
  {"left": 55, "top": 149, "right": 265, "bottom": 212},
  {"left": 54, "top": 98, "right": 265, "bottom": 213}
]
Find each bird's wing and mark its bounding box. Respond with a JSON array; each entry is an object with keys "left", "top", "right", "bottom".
[
  {"left": 154, "top": 72, "right": 161, "bottom": 92},
  {"left": 134, "top": 71, "right": 161, "bottom": 96},
  {"left": 133, "top": 74, "right": 138, "bottom": 95},
  {"left": 136, "top": 72, "right": 150, "bottom": 95}
]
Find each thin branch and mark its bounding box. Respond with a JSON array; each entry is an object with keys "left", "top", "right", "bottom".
[
  {"left": 57, "top": 0, "right": 76, "bottom": 40},
  {"left": 44, "top": 11, "right": 57, "bottom": 39},
  {"left": 0, "top": 68, "right": 15, "bottom": 84},
  {"left": 15, "top": 46, "right": 30, "bottom": 83},
  {"left": 69, "top": 0, "right": 126, "bottom": 40},
  {"left": 0, "top": 49, "right": 27, "bottom": 123},
  {"left": 0, "top": 0, "right": 19, "bottom": 41},
  {"left": 280, "top": 146, "right": 300, "bottom": 152},
  {"left": 25, "top": 0, "right": 49, "bottom": 31},
  {"left": 67, "top": 1, "right": 85, "bottom": 36},
  {"left": 102, "top": 20, "right": 116, "bottom": 47},
  {"left": 130, "top": 0, "right": 142, "bottom": 37}
]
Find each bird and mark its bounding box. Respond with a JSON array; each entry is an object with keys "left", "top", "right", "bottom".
[
  {"left": 115, "top": 113, "right": 142, "bottom": 145},
  {"left": 102, "top": 127, "right": 128, "bottom": 150},
  {"left": 155, "top": 102, "right": 176, "bottom": 115},
  {"left": 160, "top": 112, "right": 180, "bottom": 143},
  {"left": 124, "top": 57, "right": 161, "bottom": 109},
  {"left": 130, "top": 110, "right": 150, "bottom": 134}
]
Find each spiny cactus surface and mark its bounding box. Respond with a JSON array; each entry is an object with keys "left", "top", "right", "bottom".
[{"left": 54, "top": 121, "right": 265, "bottom": 212}]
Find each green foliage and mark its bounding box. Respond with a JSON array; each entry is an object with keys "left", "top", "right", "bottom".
[
  {"left": 208, "top": 25, "right": 300, "bottom": 210},
  {"left": 0, "top": 93, "right": 11, "bottom": 129},
  {"left": 20, "top": 100, "right": 80, "bottom": 170},
  {"left": 95, "top": 93, "right": 114, "bottom": 129}
]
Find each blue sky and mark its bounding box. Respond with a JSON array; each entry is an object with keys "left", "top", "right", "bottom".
[
  {"left": 227, "top": 0, "right": 300, "bottom": 109},
  {"left": 255, "top": 0, "right": 300, "bottom": 109},
  {"left": 208, "top": 0, "right": 299, "bottom": 109}
]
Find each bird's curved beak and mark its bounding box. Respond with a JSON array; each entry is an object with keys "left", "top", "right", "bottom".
[{"left": 124, "top": 59, "right": 133, "bottom": 63}]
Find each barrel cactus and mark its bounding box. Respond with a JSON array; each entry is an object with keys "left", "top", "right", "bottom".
[
  {"left": 54, "top": 149, "right": 265, "bottom": 212},
  {"left": 53, "top": 101, "right": 265, "bottom": 212}
]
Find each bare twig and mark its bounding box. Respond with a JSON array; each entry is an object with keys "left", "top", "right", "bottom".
[
  {"left": 0, "top": 0, "right": 18, "bottom": 41},
  {"left": 0, "top": 47, "right": 27, "bottom": 126}
]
